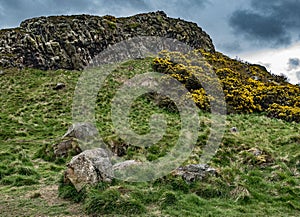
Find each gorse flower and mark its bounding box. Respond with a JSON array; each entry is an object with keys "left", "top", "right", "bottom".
[{"left": 152, "top": 50, "right": 300, "bottom": 122}]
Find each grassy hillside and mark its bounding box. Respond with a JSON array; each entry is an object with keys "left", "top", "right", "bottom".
[{"left": 0, "top": 56, "right": 299, "bottom": 216}]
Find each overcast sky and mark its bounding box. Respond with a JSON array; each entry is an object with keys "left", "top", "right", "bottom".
[{"left": 0, "top": 0, "right": 299, "bottom": 84}]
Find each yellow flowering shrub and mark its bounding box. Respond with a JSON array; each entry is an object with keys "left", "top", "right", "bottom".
[
  {"left": 267, "top": 104, "right": 300, "bottom": 123},
  {"left": 152, "top": 50, "right": 300, "bottom": 122}
]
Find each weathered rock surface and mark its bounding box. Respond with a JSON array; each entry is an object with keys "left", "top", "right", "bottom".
[
  {"left": 0, "top": 11, "right": 215, "bottom": 70},
  {"left": 174, "top": 164, "right": 217, "bottom": 183},
  {"left": 52, "top": 123, "right": 99, "bottom": 158},
  {"left": 53, "top": 138, "right": 82, "bottom": 158},
  {"left": 64, "top": 148, "right": 141, "bottom": 191},
  {"left": 64, "top": 148, "right": 113, "bottom": 191},
  {"left": 62, "top": 122, "right": 99, "bottom": 142},
  {"left": 64, "top": 148, "right": 217, "bottom": 190}
]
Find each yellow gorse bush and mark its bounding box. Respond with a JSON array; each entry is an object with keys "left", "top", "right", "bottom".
[{"left": 152, "top": 50, "right": 300, "bottom": 122}]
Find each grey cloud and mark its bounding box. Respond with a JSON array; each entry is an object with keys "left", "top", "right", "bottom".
[
  {"left": 219, "top": 41, "right": 242, "bottom": 53},
  {"left": 229, "top": 10, "right": 291, "bottom": 46},
  {"left": 150, "top": 0, "right": 208, "bottom": 13},
  {"left": 288, "top": 58, "right": 300, "bottom": 71},
  {"left": 0, "top": 0, "right": 152, "bottom": 28},
  {"left": 0, "top": 0, "right": 209, "bottom": 29},
  {"left": 258, "top": 62, "right": 271, "bottom": 69},
  {"left": 0, "top": 0, "right": 99, "bottom": 27},
  {"left": 296, "top": 71, "right": 300, "bottom": 81},
  {"left": 229, "top": 0, "right": 300, "bottom": 47}
]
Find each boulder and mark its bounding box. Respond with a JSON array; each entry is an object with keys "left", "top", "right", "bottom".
[
  {"left": 64, "top": 148, "right": 141, "bottom": 191},
  {"left": 64, "top": 148, "right": 113, "bottom": 191}
]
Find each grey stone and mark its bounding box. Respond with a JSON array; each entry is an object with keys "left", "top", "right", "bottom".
[
  {"left": 174, "top": 164, "right": 216, "bottom": 183},
  {"left": 62, "top": 122, "right": 99, "bottom": 142},
  {"left": 64, "top": 148, "right": 113, "bottom": 191},
  {"left": 53, "top": 82, "right": 65, "bottom": 90},
  {"left": 230, "top": 127, "right": 238, "bottom": 133},
  {"left": 112, "top": 160, "right": 141, "bottom": 171},
  {"left": 52, "top": 123, "right": 99, "bottom": 158},
  {"left": 64, "top": 149, "right": 142, "bottom": 191},
  {"left": 52, "top": 138, "right": 82, "bottom": 157}
]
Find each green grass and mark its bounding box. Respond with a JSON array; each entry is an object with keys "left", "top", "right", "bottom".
[{"left": 0, "top": 58, "right": 299, "bottom": 216}]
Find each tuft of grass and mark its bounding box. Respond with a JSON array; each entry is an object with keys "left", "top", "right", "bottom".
[
  {"left": 58, "top": 176, "right": 86, "bottom": 203},
  {"left": 0, "top": 174, "right": 39, "bottom": 186},
  {"left": 85, "top": 188, "right": 146, "bottom": 216}
]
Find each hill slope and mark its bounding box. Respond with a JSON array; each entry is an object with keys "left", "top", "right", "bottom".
[
  {"left": 0, "top": 12, "right": 299, "bottom": 217},
  {"left": 0, "top": 58, "right": 299, "bottom": 216}
]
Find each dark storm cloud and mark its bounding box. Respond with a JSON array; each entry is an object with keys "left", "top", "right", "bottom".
[
  {"left": 0, "top": 0, "right": 151, "bottom": 28},
  {"left": 147, "top": 0, "right": 209, "bottom": 17},
  {"left": 221, "top": 41, "right": 242, "bottom": 53},
  {"left": 229, "top": 0, "right": 300, "bottom": 47},
  {"left": 0, "top": 0, "right": 98, "bottom": 27},
  {"left": 287, "top": 58, "right": 300, "bottom": 71},
  {"left": 0, "top": 0, "right": 208, "bottom": 29}
]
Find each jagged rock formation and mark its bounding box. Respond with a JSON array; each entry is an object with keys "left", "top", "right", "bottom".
[{"left": 0, "top": 11, "right": 214, "bottom": 70}]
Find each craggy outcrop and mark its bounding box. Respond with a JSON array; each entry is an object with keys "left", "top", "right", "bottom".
[{"left": 0, "top": 11, "right": 215, "bottom": 70}]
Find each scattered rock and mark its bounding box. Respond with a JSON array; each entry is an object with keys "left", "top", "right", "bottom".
[
  {"left": 240, "top": 147, "right": 274, "bottom": 167},
  {"left": 174, "top": 164, "right": 217, "bottom": 183},
  {"left": 230, "top": 127, "right": 238, "bottom": 133},
  {"left": 247, "top": 147, "right": 262, "bottom": 156},
  {"left": 64, "top": 148, "right": 142, "bottom": 191},
  {"left": 253, "top": 76, "right": 260, "bottom": 81},
  {"left": 53, "top": 82, "right": 65, "bottom": 90}
]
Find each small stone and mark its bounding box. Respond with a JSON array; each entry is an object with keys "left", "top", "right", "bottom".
[
  {"left": 253, "top": 76, "right": 260, "bottom": 81},
  {"left": 247, "top": 147, "right": 262, "bottom": 156},
  {"left": 174, "top": 164, "right": 216, "bottom": 183},
  {"left": 53, "top": 83, "right": 65, "bottom": 90},
  {"left": 230, "top": 127, "right": 238, "bottom": 133}
]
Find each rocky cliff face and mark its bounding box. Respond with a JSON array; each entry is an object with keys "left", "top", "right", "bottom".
[{"left": 0, "top": 11, "right": 215, "bottom": 70}]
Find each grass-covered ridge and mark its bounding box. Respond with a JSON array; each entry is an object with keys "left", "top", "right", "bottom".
[{"left": 0, "top": 56, "right": 299, "bottom": 216}]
